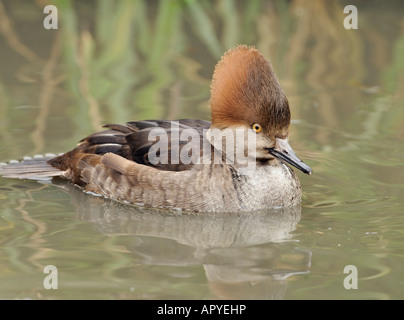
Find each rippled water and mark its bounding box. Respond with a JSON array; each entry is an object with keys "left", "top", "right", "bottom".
[{"left": 1, "top": 0, "right": 404, "bottom": 299}]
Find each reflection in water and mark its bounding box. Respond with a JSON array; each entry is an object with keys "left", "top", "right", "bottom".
[{"left": 57, "top": 181, "right": 311, "bottom": 299}]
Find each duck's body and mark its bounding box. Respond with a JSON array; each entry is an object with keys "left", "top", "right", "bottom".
[
  {"left": 45, "top": 119, "right": 302, "bottom": 212},
  {"left": 0, "top": 46, "right": 311, "bottom": 212}
]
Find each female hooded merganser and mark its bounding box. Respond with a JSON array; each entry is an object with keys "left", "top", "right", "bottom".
[{"left": 0, "top": 45, "right": 312, "bottom": 212}]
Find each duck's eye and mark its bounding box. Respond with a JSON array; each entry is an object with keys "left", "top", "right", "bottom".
[{"left": 251, "top": 123, "right": 262, "bottom": 133}]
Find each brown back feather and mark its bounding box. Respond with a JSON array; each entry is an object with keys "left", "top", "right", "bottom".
[{"left": 47, "top": 119, "right": 212, "bottom": 186}]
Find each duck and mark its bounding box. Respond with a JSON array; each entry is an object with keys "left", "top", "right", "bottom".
[{"left": 0, "top": 45, "right": 312, "bottom": 212}]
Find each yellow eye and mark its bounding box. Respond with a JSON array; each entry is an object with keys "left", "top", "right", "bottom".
[{"left": 251, "top": 123, "right": 262, "bottom": 133}]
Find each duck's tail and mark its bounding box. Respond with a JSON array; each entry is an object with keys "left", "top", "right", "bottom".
[{"left": 0, "top": 154, "right": 63, "bottom": 180}]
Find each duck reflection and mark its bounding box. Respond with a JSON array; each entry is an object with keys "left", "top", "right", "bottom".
[{"left": 59, "top": 182, "right": 311, "bottom": 299}]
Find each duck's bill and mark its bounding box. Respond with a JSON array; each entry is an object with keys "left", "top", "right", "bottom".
[{"left": 268, "top": 138, "right": 312, "bottom": 175}]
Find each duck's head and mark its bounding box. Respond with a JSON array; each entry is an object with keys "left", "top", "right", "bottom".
[{"left": 209, "top": 45, "right": 312, "bottom": 175}]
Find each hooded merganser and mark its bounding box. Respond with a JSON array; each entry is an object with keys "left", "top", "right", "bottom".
[{"left": 0, "top": 45, "right": 312, "bottom": 212}]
